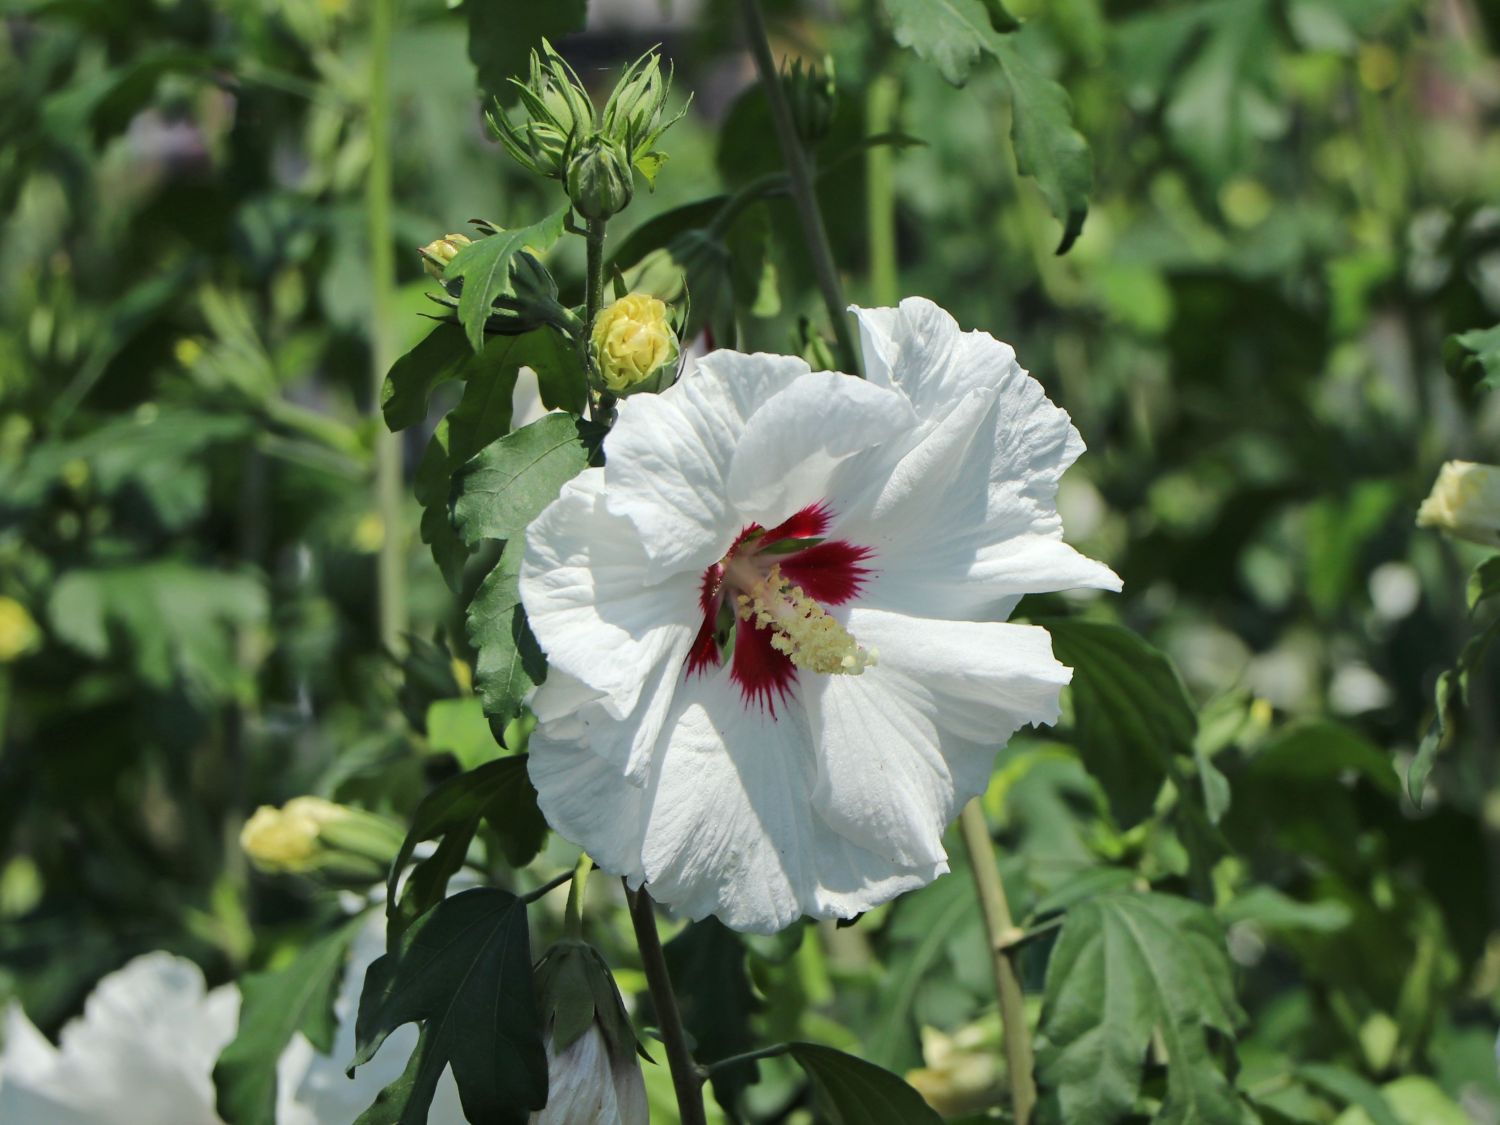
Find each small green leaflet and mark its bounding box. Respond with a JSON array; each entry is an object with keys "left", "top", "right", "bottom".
[
  {"left": 876, "top": 4, "right": 1089, "bottom": 251},
  {"left": 351, "top": 888, "right": 546, "bottom": 1125},
  {"left": 385, "top": 756, "right": 547, "bottom": 943},
  {"left": 1035, "top": 892, "right": 1243, "bottom": 1125},
  {"left": 993, "top": 40, "right": 1093, "bottom": 254},
  {"left": 787, "top": 1042, "right": 943, "bottom": 1124},
  {"left": 447, "top": 207, "right": 569, "bottom": 352},
  {"left": 453, "top": 413, "right": 597, "bottom": 547},
  {"left": 1445, "top": 323, "right": 1500, "bottom": 394},
  {"left": 214, "top": 913, "right": 367, "bottom": 1125},
  {"left": 466, "top": 546, "right": 548, "bottom": 739}
]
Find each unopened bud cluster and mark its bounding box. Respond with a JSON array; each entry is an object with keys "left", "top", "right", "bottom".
[{"left": 490, "top": 39, "right": 686, "bottom": 221}]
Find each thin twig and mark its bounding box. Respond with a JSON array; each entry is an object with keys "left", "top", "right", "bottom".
[
  {"left": 626, "top": 884, "right": 708, "bottom": 1125},
  {"left": 958, "top": 799, "right": 1038, "bottom": 1124},
  {"left": 738, "top": 0, "right": 860, "bottom": 375}
]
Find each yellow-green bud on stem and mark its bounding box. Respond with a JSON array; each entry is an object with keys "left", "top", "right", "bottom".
[
  {"left": 240, "top": 796, "right": 406, "bottom": 886},
  {"left": 419, "top": 232, "right": 471, "bottom": 279},
  {"left": 566, "top": 135, "right": 635, "bottom": 221},
  {"left": 591, "top": 294, "right": 679, "bottom": 395},
  {"left": 1417, "top": 460, "right": 1500, "bottom": 547},
  {"left": 0, "top": 597, "right": 41, "bottom": 662}
]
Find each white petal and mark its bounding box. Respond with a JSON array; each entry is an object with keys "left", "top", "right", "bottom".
[
  {"left": 807, "top": 609, "right": 1072, "bottom": 867},
  {"left": 601, "top": 350, "right": 810, "bottom": 570},
  {"left": 852, "top": 297, "right": 1020, "bottom": 429},
  {"left": 725, "top": 371, "right": 914, "bottom": 528},
  {"left": 531, "top": 1024, "right": 640, "bottom": 1125},
  {"left": 521, "top": 470, "right": 700, "bottom": 758}
]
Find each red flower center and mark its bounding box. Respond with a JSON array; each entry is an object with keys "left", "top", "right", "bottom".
[{"left": 686, "top": 502, "right": 874, "bottom": 713}]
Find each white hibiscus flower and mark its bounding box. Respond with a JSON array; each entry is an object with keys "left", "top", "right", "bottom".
[{"left": 519, "top": 297, "right": 1120, "bottom": 933}]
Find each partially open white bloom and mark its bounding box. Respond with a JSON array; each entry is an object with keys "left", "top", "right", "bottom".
[
  {"left": 520, "top": 297, "right": 1120, "bottom": 933},
  {"left": 1417, "top": 460, "right": 1500, "bottom": 546},
  {"left": 0, "top": 921, "right": 463, "bottom": 1125},
  {"left": 532, "top": 1023, "right": 647, "bottom": 1125}
]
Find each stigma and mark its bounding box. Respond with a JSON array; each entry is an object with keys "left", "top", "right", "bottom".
[{"left": 734, "top": 564, "right": 876, "bottom": 676}]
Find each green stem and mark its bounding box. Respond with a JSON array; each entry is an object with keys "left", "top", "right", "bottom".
[
  {"left": 704, "top": 1043, "right": 791, "bottom": 1075},
  {"left": 367, "top": 0, "right": 406, "bottom": 655},
  {"left": 563, "top": 853, "right": 591, "bottom": 938},
  {"left": 865, "top": 71, "right": 900, "bottom": 307},
  {"left": 626, "top": 885, "right": 708, "bottom": 1125},
  {"left": 738, "top": 0, "right": 860, "bottom": 376},
  {"left": 521, "top": 868, "right": 576, "bottom": 905},
  {"left": 582, "top": 219, "right": 617, "bottom": 423},
  {"left": 958, "top": 800, "right": 1037, "bottom": 1125}
]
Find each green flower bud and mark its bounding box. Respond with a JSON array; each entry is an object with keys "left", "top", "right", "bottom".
[
  {"left": 602, "top": 52, "right": 669, "bottom": 153},
  {"left": 784, "top": 55, "right": 836, "bottom": 147},
  {"left": 490, "top": 39, "right": 595, "bottom": 180},
  {"left": 239, "top": 796, "right": 406, "bottom": 886},
  {"left": 591, "top": 293, "right": 678, "bottom": 394},
  {"left": 418, "top": 232, "right": 471, "bottom": 280},
  {"left": 566, "top": 135, "right": 635, "bottom": 221}
]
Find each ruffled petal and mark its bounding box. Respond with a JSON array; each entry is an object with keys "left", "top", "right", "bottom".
[
  {"left": 601, "top": 351, "right": 810, "bottom": 570},
  {"left": 806, "top": 609, "right": 1072, "bottom": 866},
  {"left": 520, "top": 470, "right": 699, "bottom": 767}
]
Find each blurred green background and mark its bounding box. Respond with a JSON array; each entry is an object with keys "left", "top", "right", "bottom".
[{"left": 4, "top": 0, "right": 1500, "bottom": 1120}]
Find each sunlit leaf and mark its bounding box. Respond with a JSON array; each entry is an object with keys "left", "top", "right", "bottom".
[{"left": 448, "top": 208, "right": 570, "bottom": 352}]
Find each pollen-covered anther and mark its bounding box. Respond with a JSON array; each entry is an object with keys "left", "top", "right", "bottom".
[{"left": 735, "top": 565, "right": 874, "bottom": 676}]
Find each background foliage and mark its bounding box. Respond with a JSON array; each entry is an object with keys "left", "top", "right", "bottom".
[{"left": 3, "top": 0, "right": 1500, "bottom": 1121}]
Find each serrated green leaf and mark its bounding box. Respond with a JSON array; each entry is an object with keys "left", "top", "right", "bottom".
[
  {"left": 386, "top": 756, "right": 547, "bottom": 936},
  {"left": 466, "top": 547, "right": 548, "bottom": 738},
  {"left": 879, "top": 0, "right": 1005, "bottom": 85},
  {"left": 787, "top": 1042, "right": 943, "bottom": 1124},
  {"left": 381, "top": 322, "right": 474, "bottom": 432},
  {"left": 1042, "top": 619, "right": 1198, "bottom": 829},
  {"left": 413, "top": 423, "right": 469, "bottom": 592},
  {"left": 352, "top": 888, "right": 545, "bottom": 1125},
  {"left": 214, "top": 913, "right": 366, "bottom": 1125},
  {"left": 448, "top": 208, "right": 569, "bottom": 352},
  {"left": 452, "top": 413, "right": 595, "bottom": 547},
  {"left": 1445, "top": 323, "right": 1500, "bottom": 393},
  {"left": 467, "top": 0, "right": 587, "bottom": 104},
  {"left": 1036, "top": 893, "right": 1244, "bottom": 1125},
  {"left": 993, "top": 38, "right": 1093, "bottom": 254}
]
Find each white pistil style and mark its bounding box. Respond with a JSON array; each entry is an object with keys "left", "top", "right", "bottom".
[{"left": 732, "top": 563, "right": 876, "bottom": 676}]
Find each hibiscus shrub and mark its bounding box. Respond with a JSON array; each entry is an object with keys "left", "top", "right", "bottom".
[{"left": 3, "top": 1, "right": 1500, "bottom": 1125}]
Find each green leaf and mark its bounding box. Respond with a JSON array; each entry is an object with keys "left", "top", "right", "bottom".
[
  {"left": 453, "top": 413, "right": 596, "bottom": 547},
  {"left": 786, "top": 1042, "right": 943, "bottom": 1124},
  {"left": 1297, "top": 1064, "right": 1401, "bottom": 1125},
  {"left": 467, "top": 546, "right": 548, "bottom": 738},
  {"left": 386, "top": 756, "right": 547, "bottom": 935},
  {"left": 352, "top": 1025, "right": 431, "bottom": 1125},
  {"left": 352, "top": 888, "right": 546, "bottom": 1125},
  {"left": 1042, "top": 620, "right": 1198, "bottom": 829},
  {"left": 381, "top": 322, "right": 474, "bottom": 432},
  {"left": 1409, "top": 617, "right": 1500, "bottom": 803},
  {"left": 467, "top": 0, "right": 587, "bottom": 104},
  {"left": 879, "top": 0, "right": 1006, "bottom": 85},
  {"left": 413, "top": 424, "right": 469, "bottom": 592},
  {"left": 214, "top": 913, "right": 367, "bottom": 1125},
  {"left": 1445, "top": 323, "right": 1500, "bottom": 393},
  {"left": 48, "top": 562, "right": 267, "bottom": 697},
  {"left": 1218, "top": 886, "right": 1353, "bottom": 934},
  {"left": 425, "top": 698, "right": 501, "bottom": 770},
  {"left": 664, "top": 919, "right": 762, "bottom": 1113},
  {"left": 993, "top": 38, "right": 1093, "bottom": 254},
  {"left": 448, "top": 208, "right": 569, "bottom": 352},
  {"left": 1467, "top": 555, "right": 1500, "bottom": 610},
  {"left": 1247, "top": 721, "right": 1400, "bottom": 797},
  {"left": 1035, "top": 892, "right": 1244, "bottom": 1125}
]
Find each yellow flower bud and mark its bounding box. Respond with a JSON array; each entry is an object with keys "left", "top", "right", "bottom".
[
  {"left": 238, "top": 796, "right": 404, "bottom": 887},
  {"left": 0, "top": 597, "right": 40, "bottom": 663},
  {"left": 1417, "top": 461, "right": 1500, "bottom": 547},
  {"left": 591, "top": 293, "right": 678, "bottom": 394},
  {"left": 240, "top": 798, "right": 344, "bottom": 873},
  {"left": 420, "top": 232, "right": 472, "bottom": 280},
  {"left": 905, "top": 1022, "right": 1003, "bottom": 1118}
]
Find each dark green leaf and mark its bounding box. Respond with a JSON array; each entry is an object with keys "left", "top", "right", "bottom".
[
  {"left": 381, "top": 322, "right": 474, "bottom": 432},
  {"left": 413, "top": 424, "right": 469, "bottom": 592},
  {"left": 1042, "top": 620, "right": 1197, "bottom": 829},
  {"left": 352, "top": 888, "right": 545, "bottom": 1125},
  {"left": 993, "top": 38, "right": 1093, "bottom": 254},
  {"left": 448, "top": 208, "right": 569, "bottom": 352},
  {"left": 1445, "top": 323, "right": 1500, "bottom": 393},
  {"left": 1467, "top": 555, "right": 1500, "bottom": 610},
  {"left": 787, "top": 1042, "right": 943, "bottom": 1124},
  {"left": 467, "top": 0, "right": 588, "bottom": 104},
  {"left": 1247, "top": 721, "right": 1400, "bottom": 796},
  {"left": 1035, "top": 893, "right": 1243, "bottom": 1125},
  {"left": 215, "top": 913, "right": 366, "bottom": 1125},
  {"left": 452, "top": 413, "right": 594, "bottom": 547},
  {"left": 1409, "top": 618, "right": 1500, "bottom": 802},
  {"left": 1297, "top": 1064, "right": 1402, "bottom": 1125},
  {"left": 664, "top": 919, "right": 762, "bottom": 1113},
  {"left": 467, "top": 546, "right": 549, "bottom": 738},
  {"left": 353, "top": 1025, "right": 431, "bottom": 1125}
]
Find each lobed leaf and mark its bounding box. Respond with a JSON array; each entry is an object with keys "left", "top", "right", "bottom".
[{"left": 447, "top": 208, "right": 570, "bottom": 352}]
